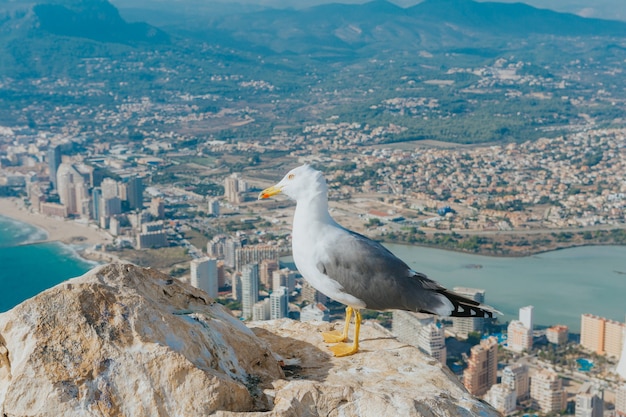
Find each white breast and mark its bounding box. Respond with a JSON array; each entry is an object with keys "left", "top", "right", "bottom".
[{"left": 292, "top": 218, "right": 366, "bottom": 309}]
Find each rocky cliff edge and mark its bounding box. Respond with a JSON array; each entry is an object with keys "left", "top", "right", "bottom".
[{"left": 0, "top": 264, "right": 498, "bottom": 417}]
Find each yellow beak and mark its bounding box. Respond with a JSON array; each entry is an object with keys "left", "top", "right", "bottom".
[{"left": 258, "top": 185, "right": 282, "bottom": 200}]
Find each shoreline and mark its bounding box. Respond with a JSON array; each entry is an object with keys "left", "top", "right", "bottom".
[
  {"left": 2, "top": 196, "right": 624, "bottom": 262},
  {"left": 384, "top": 239, "right": 626, "bottom": 259},
  {"left": 0, "top": 197, "right": 112, "bottom": 248},
  {"left": 382, "top": 239, "right": 626, "bottom": 259}
]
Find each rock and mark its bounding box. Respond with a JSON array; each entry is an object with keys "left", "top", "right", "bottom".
[
  {"left": 0, "top": 264, "right": 283, "bottom": 417},
  {"left": 215, "top": 320, "right": 499, "bottom": 417},
  {"left": 0, "top": 263, "right": 498, "bottom": 417}
]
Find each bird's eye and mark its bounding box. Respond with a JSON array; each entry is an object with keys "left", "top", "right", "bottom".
[{"left": 288, "top": 174, "right": 295, "bottom": 180}]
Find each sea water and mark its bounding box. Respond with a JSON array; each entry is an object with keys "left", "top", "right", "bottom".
[
  {"left": 385, "top": 243, "right": 626, "bottom": 331},
  {"left": 0, "top": 215, "right": 95, "bottom": 312}
]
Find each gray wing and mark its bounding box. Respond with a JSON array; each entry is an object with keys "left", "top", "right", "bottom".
[{"left": 315, "top": 229, "right": 452, "bottom": 313}]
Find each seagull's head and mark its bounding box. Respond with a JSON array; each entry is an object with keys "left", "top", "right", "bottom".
[{"left": 258, "top": 164, "right": 327, "bottom": 202}]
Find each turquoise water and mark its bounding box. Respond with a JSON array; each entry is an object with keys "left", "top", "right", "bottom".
[
  {"left": 577, "top": 358, "right": 594, "bottom": 372},
  {"left": 386, "top": 243, "right": 626, "bottom": 332},
  {"left": 0, "top": 215, "right": 95, "bottom": 312}
]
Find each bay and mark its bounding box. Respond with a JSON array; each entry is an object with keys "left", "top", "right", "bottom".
[
  {"left": 0, "top": 215, "right": 95, "bottom": 313},
  {"left": 385, "top": 243, "right": 626, "bottom": 332}
]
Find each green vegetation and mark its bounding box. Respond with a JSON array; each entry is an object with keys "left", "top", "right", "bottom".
[
  {"left": 382, "top": 228, "right": 626, "bottom": 256},
  {"left": 2, "top": 0, "right": 626, "bottom": 147}
]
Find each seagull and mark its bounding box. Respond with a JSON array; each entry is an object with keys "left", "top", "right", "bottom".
[{"left": 259, "top": 165, "right": 498, "bottom": 357}]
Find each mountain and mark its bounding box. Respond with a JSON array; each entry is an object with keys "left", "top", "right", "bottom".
[
  {"left": 175, "top": 0, "right": 626, "bottom": 55},
  {"left": 1, "top": 0, "right": 626, "bottom": 144},
  {"left": 0, "top": 0, "right": 169, "bottom": 44},
  {"left": 0, "top": 0, "right": 170, "bottom": 77},
  {"left": 32, "top": 0, "right": 170, "bottom": 44},
  {"left": 409, "top": 0, "right": 626, "bottom": 37}
]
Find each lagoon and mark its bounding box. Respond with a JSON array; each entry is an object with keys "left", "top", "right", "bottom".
[{"left": 385, "top": 243, "right": 626, "bottom": 332}]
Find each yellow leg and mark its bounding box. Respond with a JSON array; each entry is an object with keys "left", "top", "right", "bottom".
[
  {"left": 328, "top": 310, "right": 361, "bottom": 357},
  {"left": 322, "top": 306, "right": 353, "bottom": 343}
]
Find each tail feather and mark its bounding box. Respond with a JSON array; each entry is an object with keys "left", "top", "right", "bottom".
[{"left": 437, "top": 290, "right": 500, "bottom": 318}]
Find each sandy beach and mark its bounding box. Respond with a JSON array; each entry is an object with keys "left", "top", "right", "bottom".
[{"left": 0, "top": 197, "right": 112, "bottom": 247}]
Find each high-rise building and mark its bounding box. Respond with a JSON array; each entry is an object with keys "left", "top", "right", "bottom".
[
  {"left": 417, "top": 322, "right": 447, "bottom": 365},
  {"left": 190, "top": 257, "right": 218, "bottom": 298},
  {"left": 392, "top": 311, "right": 435, "bottom": 348},
  {"left": 216, "top": 261, "right": 226, "bottom": 289},
  {"left": 452, "top": 287, "right": 485, "bottom": 337},
  {"left": 101, "top": 178, "right": 119, "bottom": 199},
  {"left": 300, "top": 303, "right": 330, "bottom": 322},
  {"left": 47, "top": 144, "right": 62, "bottom": 189},
  {"left": 224, "top": 173, "right": 246, "bottom": 204},
  {"left": 270, "top": 286, "right": 289, "bottom": 320},
  {"left": 231, "top": 272, "right": 242, "bottom": 301},
  {"left": 519, "top": 306, "right": 534, "bottom": 331},
  {"left": 136, "top": 221, "right": 167, "bottom": 249},
  {"left": 392, "top": 310, "right": 446, "bottom": 364},
  {"left": 109, "top": 217, "right": 121, "bottom": 236},
  {"left": 241, "top": 264, "right": 259, "bottom": 320},
  {"left": 463, "top": 336, "right": 498, "bottom": 396},
  {"left": 546, "top": 325, "right": 569, "bottom": 345},
  {"left": 224, "top": 238, "right": 243, "bottom": 268},
  {"left": 207, "top": 235, "right": 228, "bottom": 259},
  {"left": 235, "top": 244, "right": 279, "bottom": 271},
  {"left": 301, "top": 281, "right": 328, "bottom": 305},
  {"left": 149, "top": 198, "right": 165, "bottom": 219},
  {"left": 56, "top": 163, "right": 90, "bottom": 217},
  {"left": 581, "top": 314, "right": 605, "bottom": 354},
  {"left": 484, "top": 384, "right": 516, "bottom": 415},
  {"left": 617, "top": 327, "right": 626, "bottom": 380},
  {"left": 102, "top": 196, "right": 122, "bottom": 218},
  {"left": 507, "top": 320, "right": 533, "bottom": 352},
  {"left": 125, "top": 176, "right": 144, "bottom": 210},
  {"left": 531, "top": 370, "right": 566, "bottom": 414},
  {"left": 581, "top": 314, "right": 625, "bottom": 358},
  {"left": 259, "top": 259, "right": 279, "bottom": 289},
  {"left": 208, "top": 198, "right": 220, "bottom": 216},
  {"left": 252, "top": 299, "right": 270, "bottom": 321},
  {"left": 92, "top": 187, "right": 102, "bottom": 221},
  {"left": 616, "top": 384, "right": 626, "bottom": 417},
  {"left": 272, "top": 268, "right": 297, "bottom": 292},
  {"left": 575, "top": 385, "right": 603, "bottom": 417},
  {"left": 605, "top": 319, "right": 625, "bottom": 358},
  {"left": 502, "top": 363, "right": 530, "bottom": 402}
]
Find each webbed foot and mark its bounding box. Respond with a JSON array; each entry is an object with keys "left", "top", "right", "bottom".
[
  {"left": 322, "top": 330, "right": 347, "bottom": 343},
  {"left": 328, "top": 342, "right": 359, "bottom": 357}
]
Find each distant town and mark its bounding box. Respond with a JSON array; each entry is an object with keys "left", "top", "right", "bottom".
[{"left": 0, "top": 122, "right": 625, "bottom": 416}]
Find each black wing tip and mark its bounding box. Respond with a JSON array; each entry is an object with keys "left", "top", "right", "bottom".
[{"left": 450, "top": 303, "right": 495, "bottom": 318}]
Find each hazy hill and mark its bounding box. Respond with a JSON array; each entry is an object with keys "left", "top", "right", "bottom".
[
  {"left": 33, "top": 0, "right": 169, "bottom": 43},
  {"left": 0, "top": 0, "right": 169, "bottom": 43},
  {"left": 409, "top": 0, "right": 626, "bottom": 37},
  {"left": 3, "top": 0, "right": 626, "bottom": 72},
  {"left": 1, "top": 0, "right": 626, "bottom": 144},
  {"left": 170, "top": 0, "right": 626, "bottom": 55},
  {"left": 0, "top": 0, "right": 170, "bottom": 77}
]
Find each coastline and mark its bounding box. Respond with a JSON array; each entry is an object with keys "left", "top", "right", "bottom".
[
  {"left": 382, "top": 238, "right": 626, "bottom": 258},
  {"left": 0, "top": 197, "right": 112, "bottom": 247}
]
